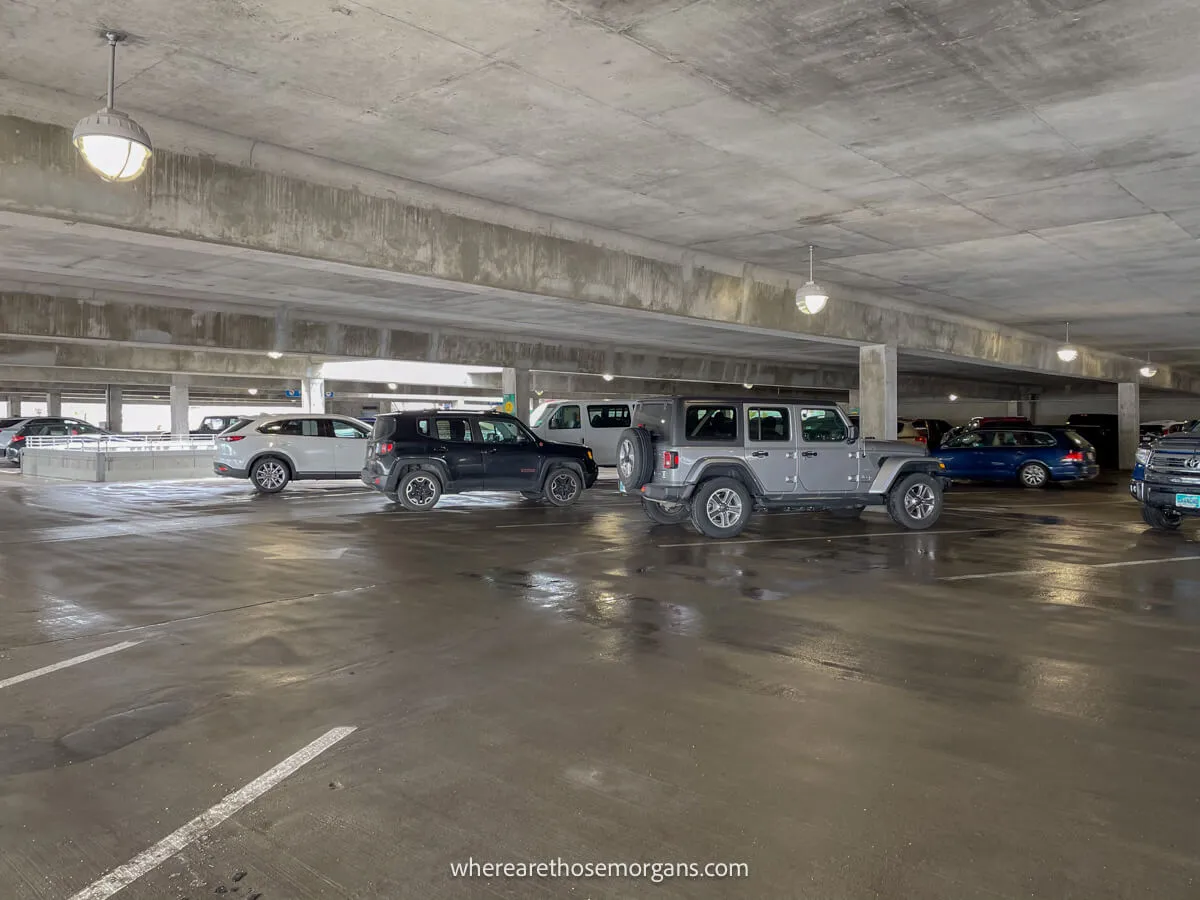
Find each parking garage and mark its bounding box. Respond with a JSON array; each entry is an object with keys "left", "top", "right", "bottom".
[{"left": 3, "top": 1, "right": 1200, "bottom": 898}]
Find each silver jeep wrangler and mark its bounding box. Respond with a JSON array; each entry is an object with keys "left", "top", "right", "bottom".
[{"left": 616, "top": 397, "right": 948, "bottom": 538}]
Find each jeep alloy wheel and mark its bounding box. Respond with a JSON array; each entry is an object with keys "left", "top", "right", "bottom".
[
  {"left": 705, "top": 487, "right": 744, "bottom": 529},
  {"left": 903, "top": 481, "right": 937, "bottom": 520}
]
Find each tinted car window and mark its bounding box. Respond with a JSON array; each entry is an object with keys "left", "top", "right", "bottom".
[
  {"left": 549, "top": 405, "right": 581, "bottom": 430},
  {"left": 632, "top": 401, "right": 672, "bottom": 439},
  {"left": 433, "top": 417, "right": 473, "bottom": 443},
  {"left": 586, "top": 405, "right": 631, "bottom": 429},
  {"left": 800, "top": 408, "right": 847, "bottom": 443},
  {"left": 748, "top": 408, "right": 790, "bottom": 442},
  {"left": 685, "top": 405, "right": 738, "bottom": 442},
  {"left": 0, "top": 417, "right": 23, "bottom": 429},
  {"left": 1064, "top": 430, "right": 1093, "bottom": 449},
  {"left": 259, "top": 419, "right": 304, "bottom": 436}
]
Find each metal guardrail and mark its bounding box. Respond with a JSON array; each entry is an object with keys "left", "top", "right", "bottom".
[{"left": 24, "top": 434, "right": 218, "bottom": 452}]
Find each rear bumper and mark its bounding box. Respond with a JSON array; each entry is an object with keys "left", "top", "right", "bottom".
[
  {"left": 640, "top": 483, "right": 689, "bottom": 503},
  {"left": 1054, "top": 463, "right": 1099, "bottom": 481},
  {"left": 213, "top": 462, "right": 247, "bottom": 479},
  {"left": 361, "top": 467, "right": 386, "bottom": 491},
  {"left": 1130, "top": 479, "right": 1200, "bottom": 515}
]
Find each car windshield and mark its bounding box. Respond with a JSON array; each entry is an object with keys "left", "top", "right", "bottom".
[
  {"left": 529, "top": 402, "right": 552, "bottom": 428},
  {"left": 1063, "top": 430, "right": 1093, "bottom": 449}
]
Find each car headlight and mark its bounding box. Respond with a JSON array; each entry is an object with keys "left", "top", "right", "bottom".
[{"left": 1135, "top": 448, "right": 1152, "bottom": 466}]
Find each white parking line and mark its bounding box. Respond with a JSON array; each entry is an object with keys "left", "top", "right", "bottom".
[
  {"left": 0, "top": 641, "right": 142, "bottom": 691},
  {"left": 68, "top": 726, "right": 357, "bottom": 900},
  {"left": 940, "top": 555, "right": 1200, "bottom": 582},
  {"left": 658, "top": 527, "right": 997, "bottom": 549}
]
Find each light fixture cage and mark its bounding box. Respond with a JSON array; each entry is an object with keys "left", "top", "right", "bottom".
[
  {"left": 795, "top": 245, "right": 829, "bottom": 315},
  {"left": 73, "top": 31, "right": 153, "bottom": 182}
]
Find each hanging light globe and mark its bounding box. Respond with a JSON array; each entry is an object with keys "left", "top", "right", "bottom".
[{"left": 73, "top": 32, "right": 152, "bottom": 183}]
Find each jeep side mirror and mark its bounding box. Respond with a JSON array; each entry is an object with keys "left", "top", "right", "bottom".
[{"left": 846, "top": 425, "right": 859, "bottom": 443}]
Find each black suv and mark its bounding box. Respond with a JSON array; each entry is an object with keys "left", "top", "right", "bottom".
[{"left": 362, "top": 410, "right": 599, "bottom": 510}]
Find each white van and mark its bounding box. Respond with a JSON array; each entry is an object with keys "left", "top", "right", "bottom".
[{"left": 529, "top": 400, "right": 632, "bottom": 465}]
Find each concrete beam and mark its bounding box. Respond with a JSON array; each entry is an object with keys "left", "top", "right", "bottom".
[
  {"left": 0, "top": 337, "right": 303, "bottom": 378},
  {"left": 0, "top": 291, "right": 866, "bottom": 389},
  {"left": 1, "top": 114, "right": 1192, "bottom": 392},
  {"left": 474, "top": 371, "right": 1023, "bottom": 402}
]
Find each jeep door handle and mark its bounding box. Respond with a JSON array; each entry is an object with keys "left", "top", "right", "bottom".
[
  {"left": 801, "top": 451, "right": 818, "bottom": 458},
  {"left": 749, "top": 450, "right": 769, "bottom": 458}
]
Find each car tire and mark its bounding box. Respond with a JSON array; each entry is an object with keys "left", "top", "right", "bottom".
[
  {"left": 250, "top": 456, "right": 291, "bottom": 493},
  {"left": 616, "top": 427, "right": 655, "bottom": 492},
  {"left": 689, "top": 477, "right": 753, "bottom": 538},
  {"left": 543, "top": 467, "right": 583, "bottom": 507},
  {"left": 1141, "top": 504, "right": 1183, "bottom": 531},
  {"left": 642, "top": 498, "right": 690, "bottom": 525},
  {"left": 829, "top": 506, "right": 865, "bottom": 519},
  {"left": 1018, "top": 462, "right": 1050, "bottom": 489},
  {"left": 886, "top": 473, "right": 942, "bottom": 530},
  {"left": 398, "top": 469, "right": 442, "bottom": 511}
]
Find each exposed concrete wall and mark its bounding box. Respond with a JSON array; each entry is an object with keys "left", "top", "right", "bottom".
[
  {"left": 859, "top": 345, "right": 898, "bottom": 441},
  {"left": 1, "top": 114, "right": 1191, "bottom": 391},
  {"left": 1118, "top": 383, "right": 1140, "bottom": 470}
]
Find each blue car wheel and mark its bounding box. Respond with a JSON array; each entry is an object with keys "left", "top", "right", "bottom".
[{"left": 1019, "top": 461, "right": 1050, "bottom": 488}]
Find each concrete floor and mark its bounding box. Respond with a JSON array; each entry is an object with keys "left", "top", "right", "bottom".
[{"left": 1, "top": 473, "right": 1199, "bottom": 899}]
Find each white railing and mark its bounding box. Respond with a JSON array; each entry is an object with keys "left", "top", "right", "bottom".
[{"left": 24, "top": 434, "right": 218, "bottom": 452}]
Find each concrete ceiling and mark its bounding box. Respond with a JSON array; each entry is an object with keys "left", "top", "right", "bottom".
[{"left": 3, "top": 0, "right": 1200, "bottom": 368}]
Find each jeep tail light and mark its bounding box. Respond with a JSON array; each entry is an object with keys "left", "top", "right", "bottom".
[
  {"left": 662, "top": 450, "right": 679, "bottom": 469},
  {"left": 218, "top": 434, "right": 245, "bottom": 442},
  {"left": 379, "top": 442, "right": 394, "bottom": 454},
  {"left": 1062, "top": 450, "right": 1084, "bottom": 462}
]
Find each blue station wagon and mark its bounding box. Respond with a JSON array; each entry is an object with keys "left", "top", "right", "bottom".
[{"left": 933, "top": 427, "right": 1099, "bottom": 488}]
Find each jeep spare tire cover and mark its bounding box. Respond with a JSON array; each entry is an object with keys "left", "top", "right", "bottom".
[{"left": 617, "top": 427, "right": 655, "bottom": 491}]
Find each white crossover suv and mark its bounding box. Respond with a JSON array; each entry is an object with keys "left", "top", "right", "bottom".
[{"left": 213, "top": 414, "right": 372, "bottom": 492}]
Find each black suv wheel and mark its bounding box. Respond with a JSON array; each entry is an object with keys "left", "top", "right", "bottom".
[
  {"left": 398, "top": 469, "right": 442, "bottom": 511},
  {"left": 643, "top": 498, "right": 689, "bottom": 525},
  {"left": 1141, "top": 504, "right": 1182, "bottom": 530},
  {"left": 689, "top": 477, "right": 753, "bottom": 538},
  {"left": 886, "top": 473, "right": 942, "bottom": 530},
  {"left": 617, "top": 427, "right": 655, "bottom": 492},
  {"left": 543, "top": 467, "right": 583, "bottom": 507}
]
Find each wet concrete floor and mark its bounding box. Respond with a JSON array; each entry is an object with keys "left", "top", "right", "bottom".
[{"left": 1, "top": 472, "right": 1198, "bottom": 898}]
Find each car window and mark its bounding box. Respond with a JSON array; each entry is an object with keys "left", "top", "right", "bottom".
[
  {"left": 433, "top": 417, "right": 473, "bottom": 443},
  {"left": 685, "top": 405, "right": 738, "bottom": 442},
  {"left": 332, "top": 420, "right": 368, "bottom": 439},
  {"left": 529, "top": 402, "right": 552, "bottom": 428},
  {"left": 632, "top": 401, "right": 673, "bottom": 440},
  {"left": 1064, "top": 430, "right": 1092, "bottom": 449},
  {"left": 586, "top": 405, "right": 631, "bottom": 429},
  {"left": 988, "top": 431, "right": 1019, "bottom": 447},
  {"left": 946, "top": 432, "right": 986, "bottom": 448},
  {"left": 548, "top": 404, "right": 581, "bottom": 430},
  {"left": 259, "top": 419, "right": 306, "bottom": 436},
  {"left": 1019, "top": 431, "right": 1057, "bottom": 447},
  {"left": 800, "top": 408, "right": 847, "bottom": 443},
  {"left": 478, "top": 418, "right": 529, "bottom": 444},
  {"left": 748, "top": 407, "right": 790, "bottom": 442}
]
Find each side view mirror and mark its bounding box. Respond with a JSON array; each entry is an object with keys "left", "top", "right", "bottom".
[{"left": 846, "top": 425, "right": 859, "bottom": 443}]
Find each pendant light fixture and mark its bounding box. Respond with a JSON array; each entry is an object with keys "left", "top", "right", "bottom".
[
  {"left": 73, "top": 31, "right": 153, "bottom": 182},
  {"left": 795, "top": 245, "right": 829, "bottom": 315},
  {"left": 1056, "top": 322, "right": 1078, "bottom": 363},
  {"left": 1139, "top": 355, "right": 1158, "bottom": 378}
]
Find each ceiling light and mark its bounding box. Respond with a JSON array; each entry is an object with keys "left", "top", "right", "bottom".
[
  {"left": 1140, "top": 355, "right": 1158, "bottom": 378},
  {"left": 73, "top": 32, "right": 152, "bottom": 183},
  {"left": 1056, "top": 322, "right": 1078, "bottom": 363},
  {"left": 602, "top": 373, "right": 614, "bottom": 382},
  {"left": 795, "top": 245, "right": 829, "bottom": 315},
  {"left": 948, "top": 394, "right": 958, "bottom": 402},
  {"left": 387, "top": 382, "right": 398, "bottom": 390},
  {"left": 743, "top": 383, "right": 754, "bottom": 389},
  {"left": 267, "top": 351, "right": 283, "bottom": 360},
  {"left": 247, "top": 388, "right": 259, "bottom": 395}
]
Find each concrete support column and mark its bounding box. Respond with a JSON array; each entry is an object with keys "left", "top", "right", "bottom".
[
  {"left": 1118, "top": 382, "right": 1140, "bottom": 471},
  {"left": 170, "top": 376, "right": 190, "bottom": 437},
  {"left": 302, "top": 376, "right": 326, "bottom": 414},
  {"left": 105, "top": 386, "right": 123, "bottom": 432},
  {"left": 859, "top": 344, "right": 898, "bottom": 441},
  {"left": 46, "top": 390, "right": 62, "bottom": 416},
  {"left": 6, "top": 394, "right": 21, "bottom": 417},
  {"left": 502, "top": 366, "right": 532, "bottom": 423}
]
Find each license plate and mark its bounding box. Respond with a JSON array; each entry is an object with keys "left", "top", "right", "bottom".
[{"left": 1175, "top": 493, "right": 1200, "bottom": 509}]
